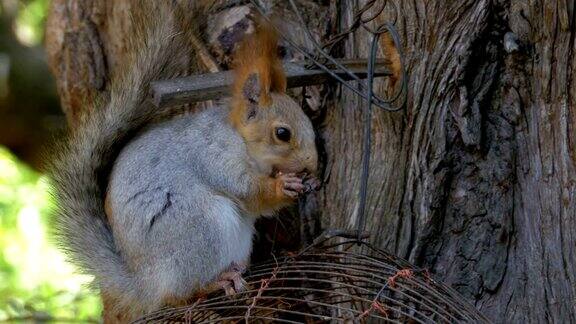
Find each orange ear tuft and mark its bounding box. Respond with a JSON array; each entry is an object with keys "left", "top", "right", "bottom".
[{"left": 232, "top": 17, "right": 287, "bottom": 109}]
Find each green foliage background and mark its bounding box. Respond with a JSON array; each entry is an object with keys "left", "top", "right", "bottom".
[
  {"left": 0, "top": 147, "right": 101, "bottom": 321},
  {"left": 0, "top": 0, "right": 101, "bottom": 321}
]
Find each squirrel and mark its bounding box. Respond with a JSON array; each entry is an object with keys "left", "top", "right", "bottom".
[{"left": 50, "top": 2, "right": 319, "bottom": 322}]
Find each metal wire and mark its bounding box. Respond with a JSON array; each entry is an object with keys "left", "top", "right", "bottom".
[
  {"left": 249, "top": 0, "right": 407, "bottom": 111},
  {"left": 135, "top": 239, "right": 489, "bottom": 323},
  {"left": 290, "top": 0, "right": 406, "bottom": 111},
  {"left": 248, "top": 0, "right": 408, "bottom": 243},
  {"left": 319, "top": 0, "right": 399, "bottom": 54}
]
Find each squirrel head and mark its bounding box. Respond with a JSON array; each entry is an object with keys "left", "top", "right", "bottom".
[{"left": 229, "top": 18, "right": 317, "bottom": 176}]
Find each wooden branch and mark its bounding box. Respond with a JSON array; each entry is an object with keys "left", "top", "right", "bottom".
[{"left": 150, "top": 59, "right": 391, "bottom": 107}]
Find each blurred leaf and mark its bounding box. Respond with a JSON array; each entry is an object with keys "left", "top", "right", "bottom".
[{"left": 14, "top": 0, "right": 49, "bottom": 46}]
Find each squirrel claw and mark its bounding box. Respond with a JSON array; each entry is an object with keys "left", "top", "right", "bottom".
[
  {"left": 278, "top": 173, "right": 304, "bottom": 198},
  {"left": 214, "top": 262, "right": 249, "bottom": 296},
  {"left": 218, "top": 271, "right": 247, "bottom": 294}
]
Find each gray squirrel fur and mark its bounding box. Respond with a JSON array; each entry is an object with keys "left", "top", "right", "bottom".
[
  {"left": 107, "top": 106, "right": 255, "bottom": 312},
  {"left": 49, "top": 1, "right": 317, "bottom": 320}
]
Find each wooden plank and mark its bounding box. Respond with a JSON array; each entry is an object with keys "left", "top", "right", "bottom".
[{"left": 150, "top": 60, "right": 391, "bottom": 107}]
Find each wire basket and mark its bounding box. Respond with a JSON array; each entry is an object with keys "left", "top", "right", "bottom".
[{"left": 136, "top": 237, "right": 489, "bottom": 323}]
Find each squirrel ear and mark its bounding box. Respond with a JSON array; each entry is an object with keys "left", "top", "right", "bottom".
[{"left": 243, "top": 73, "right": 262, "bottom": 103}]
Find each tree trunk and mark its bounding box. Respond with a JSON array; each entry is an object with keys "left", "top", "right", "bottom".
[{"left": 46, "top": 0, "right": 576, "bottom": 322}]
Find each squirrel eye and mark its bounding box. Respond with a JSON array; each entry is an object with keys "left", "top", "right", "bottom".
[{"left": 275, "top": 127, "right": 291, "bottom": 142}]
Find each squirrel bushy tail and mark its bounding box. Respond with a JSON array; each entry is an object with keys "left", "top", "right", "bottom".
[{"left": 50, "top": 1, "right": 210, "bottom": 314}]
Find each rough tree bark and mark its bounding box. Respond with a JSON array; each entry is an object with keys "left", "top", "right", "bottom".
[{"left": 46, "top": 0, "right": 576, "bottom": 322}]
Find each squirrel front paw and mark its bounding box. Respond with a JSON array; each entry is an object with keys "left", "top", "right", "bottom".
[{"left": 276, "top": 172, "right": 305, "bottom": 199}]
